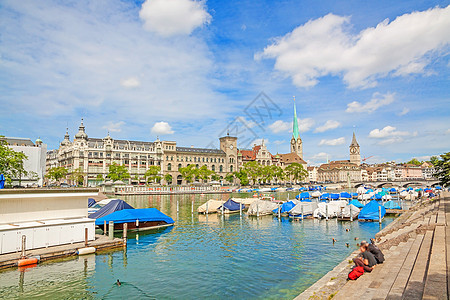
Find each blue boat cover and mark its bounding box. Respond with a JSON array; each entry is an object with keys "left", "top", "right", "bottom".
[
  {"left": 319, "top": 193, "right": 331, "bottom": 200},
  {"left": 435, "top": 186, "right": 442, "bottom": 190},
  {"left": 370, "top": 194, "right": 383, "bottom": 200},
  {"left": 296, "top": 192, "right": 310, "bottom": 200},
  {"left": 340, "top": 192, "right": 352, "bottom": 199},
  {"left": 358, "top": 200, "right": 386, "bottom": 220},
  {"left": 220, "top": 199, "right": 242, "bottom": 211},
  {"left": 429, "top": 192, "right": 436, "bottom": 197},
  {"left": 88, "top": 198, "right": 96, "bottom": 208},
  {"left": 389, "top": 188, "right": 397, "bottom": 193},
  {"left": 89, "top": 199, "right": 134, "bottom": 219},
  {"left": 272, "top": 201, "right": 297, "bottom": 213},
  {"left": 350, "top": 199, "right": 364, "bottom": 208},
  {"left": 351, "top": 192, "right": 358, "bottom": 198},
  {"left": 384, "top": 201, "right": 401, "bottom": 209},
  {"left": 300, "top": 199, "right": 312, "bottom": 202},
  {"left": 330, "top": 193, "right": 339, "bottom": 200},
  {"left": 95, "top": 208, "right": 174, "bottom": 226},
  {"left": 0, "top": 174, "right": 5, "bottom": 189}
]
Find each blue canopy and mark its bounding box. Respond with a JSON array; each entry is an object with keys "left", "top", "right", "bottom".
[
  {"left": 273, "top": 201, "right": 296, "bottom": 214},
  {"left": 384, "top": 200, "right": 401, "bottom": 209},
  {"left": 95, "top": 208, "right": 174, "bottom": 226},
  {"left": 88, "top": 198, "right": 97, "bottom": 208},
  {"left": 89, "top": 199, "right": 134, "bottom": 219},
  {"left": 340, "top": 192, "right": 352, "bottom": 199},
  {"left": 358, "top": 200, "right": 386, "bottom": 221},
  {"left": 296, "top": 192, "right": 310, "bottom": 200},
  {"left": 349, "top": 199, "right": 364, "bottom": 208},
  {"left": 319, "top": 193, "right": 331, "bottom": 200},
  {"left": 220, "top": 199, "right": 242, "bottom": 211},
  {"left": 0, "top": 174, "right": 5, "bottom": 189}
]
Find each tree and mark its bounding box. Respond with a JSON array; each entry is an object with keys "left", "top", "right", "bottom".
[
  {"left": 434, "top": 152, "right": 450, "bottom": 187},
  {"left": 95, "top": 174, "right": 104, "bottom": 185},
  {"left": 211, "top": 173, "right": 220, "bottom": 181},
  {"left": 261, "top": 165, "right": 275, "bottom": 184},
  {"left": 0, "top": 137, "right": 28, "bottom": 184},
  {"left": 179, "top": 164, "right": 197, "bottom": 183},
  {"left": 430, "top": 156, "right": 440, "bottom": 167},
  {"left": 164, "top": 174, "right": 173, "bottom": 184},
  {"left": 233, "top": 169, "right": 249, "bottom": 186},
  {"left": 407, "top": 158, "right": 422, "bottom": 166},
  {"left": 285, "top": 163, "right": 308, "bottom": 183},
  {"left": 46, "top": 166, "right": 68, "bottom": 182},
  {"left": 107, "top": 162, "right": 130, "bottom": 181},
  {"left": 197, "top": 165, "right": 213, "bottom": 182},
  {"left": 225, "top": 173, "right": 234, "bottom": 184},
  {"left": 242, "top": 161, "right": 262, "bottom": 185},
  {"left": 145, "top": 166, "right": 161, "bottom": 183},
  {"left": 270, "top": 165, "right": 285, "bottom": 183},
  {"left": 70, "top": 167, "right": 86, "bottom": 186}
]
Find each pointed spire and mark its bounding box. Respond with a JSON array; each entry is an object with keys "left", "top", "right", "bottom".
[
  {"left": 293, "top": 96, "right": 299, "bottom": 140},
  {"left": 350, "top": 132, "right": 359, "bottom": 147}
]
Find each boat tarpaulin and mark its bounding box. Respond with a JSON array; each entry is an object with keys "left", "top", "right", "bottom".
[
  {"left": 358, "top": 200, "right": 386, "bottom": 221},
  {"left": 349, "top": 199, "right": 364, "bottom": 208},
  {"left": 273, "top": 200, "right": 298, "bottom": 214},
  {"left": 313, "top": 200, "right": 347, "bottom": 218},
  {"left": 339, "top": 192, "right": 352, "bottom": 199},
  {"left": 296, "top": 192, "right": 310, "bottom": 200},
  {"left": 95, "top": 208, "right": 174, "bottom": 226},
  {"left": 247, "top": 200, "right": 278, "bottom": 215},
  {"left": 384, "top": 200, "right": 401, "bottom": 209},
  {"left": 89, "top": 199, "right": 134, "bottom": 219},
  {"left": 340, "top": 204, "right": 360, "bottom": 219},
  {"left": 219, "top": 199, "right": 243, "bottom": 211},
  {"left": 197, "top": 200, "right": 224, "bottom": 213},
  {"left": 289, "top": 202, "right": 318, "bottom": 216},
  {"left": 88, "top": 198, "right": 97, "bottom": 208}
]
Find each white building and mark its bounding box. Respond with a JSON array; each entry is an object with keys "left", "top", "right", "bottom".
[{"left": 3, "top": 137, "right": 47, "bottom": 186}]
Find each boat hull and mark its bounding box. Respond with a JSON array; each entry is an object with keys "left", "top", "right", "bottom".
[{"left": 99, "top": 221, "right": 174, "bottom": 232}]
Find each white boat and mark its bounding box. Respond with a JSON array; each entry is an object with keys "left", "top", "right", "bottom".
[{"left": 247, "top": 200, "right": 278, "bottom": 216}]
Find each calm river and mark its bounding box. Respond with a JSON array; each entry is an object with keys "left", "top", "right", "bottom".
[{"left": 0, "top": 192, "right": 394, "bottom": 299}]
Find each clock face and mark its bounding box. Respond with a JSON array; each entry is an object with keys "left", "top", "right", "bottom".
[
  {"left": 350, "top": 147, "right": 357, "bottom": 154},
  {"left": 291, "top": 139, "right": 296, "bottom": 145},
  {"left": 230, "top": 145, "right": 234, "bottom": 150}
]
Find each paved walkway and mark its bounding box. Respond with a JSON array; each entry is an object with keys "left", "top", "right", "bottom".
[{"left": 296, "top": 192, "right": 448, "bottom": 300}]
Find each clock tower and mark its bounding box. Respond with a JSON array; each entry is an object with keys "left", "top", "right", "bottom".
[
  {"left": 290, "top": 98, "right": 303, "bottom": 159},
  {"left": 349, "top": 132, "right": 361, "bottom": 166},
  {"left": 219, "top": 133, "right": 238, "bottom": 173}
]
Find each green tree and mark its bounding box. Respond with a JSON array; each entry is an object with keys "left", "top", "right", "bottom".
[
  {"left": 242, "top": 161, "right": 262, "bottom": 185},
  {"left": 164, "top": 174, "right": 173, "bottom": 184},
  {"left": 407, "top": 158, "right": 422, "bottom": 166},
  {"left": 211, "top": 173, "right": 220, "bottom": 181},
  {"left": 270, "top": 165, "right": 285, "bottom": 183},
  {"left": 70, "top": 167, "right": 86, "bottom": 186},
  {"left": 225, "top": 173, "right": 234, "bottom": 184},
  {"left": 95, "top": 174, "right": 104, "bottom": 185},
  {"left": 145, "top": 166, "right": 161, "bottom": 183},
  {"left": 434, "top": 152, "right": 450, "bottom": 187},
  {"left": 46, "top": 166, "right": 68, "bottom": 182},
  {"left": 261, "top": 165, "right": 275, "bottom": 184},
  {"left": 197, "top": 165, "right": 213, "bottom": 182},
  {"left": 233, "top": 169, "right": 249, "bottom": 186},
  {"left": 430, "top": 156, "right": 440, "bottom": 166},
  {"left": 107, "top": 162, "right": 130, "bottom": 181},
  {"left": 0, "top": 137, "right": 28, "bottom": 184},
  {"left": 285, "top": 163, "right": 308, "bottom": 183},
  {"left": 179, "top": 164, "right": 197, "bottom": 183}
]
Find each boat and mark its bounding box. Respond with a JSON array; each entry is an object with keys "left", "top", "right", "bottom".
[
  {"left": 247, "top": 200, "right": 278, "bottom": 216},
  {"left": 339, "top": 192, "right": 352, "bottom": 200},
  {"left": 289, "top": 202, "right": 318, "bottom": 218},
  {"left": 95, "top": 208, "right": 174, "bottom": 232},
  {"left": 295, "top": 192, "right": 310, "bottom": 201},
  {"left": 218, "top": 199, "right": 245, "bottom": 214},
  {"left": 197, "top": 200, "right": 225, "bottom": 214},
  {"left": 358, "top": 200, "right": 386, "bottom": 221},
  {"left": 88, "top": 198, "right": 102, "bottom": 215},
  {"left": 337, "top": 204, "right": 360, "bottom": 220},
  {"left": 313, "top": 200, "right": 347, "bottom": 219},
  {"left": 272, "top": 200, "right": 299, "bottom": 216},
  {"left": 89, "top": 199, "right": 134, "bottom": 219}
]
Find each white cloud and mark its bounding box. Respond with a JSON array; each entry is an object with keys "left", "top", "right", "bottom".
[
  {"left": 257, "top": 6, "right": 450, "bottom": 88},
  {"left": 368, "top": 126, "right": 410, "bottom": 138},
  {"left": 268, "top": 120, "right": 290, "bottom": 133},
  {"left": 346, "top": 92, "right": 395, "bottom": 113},
  {"left": 398, "top": 107, "right": 410, "bottom": 116},
  {"left": 252, "top": 138, "right": 268, "bottom": 145},
  {"left": 299, "top": 118, "right": 315, "bottom": 133},
  {"left": 310, "top": 152, "right": 328, "bottom": 160},
  {"left": 315, "top": 120, "right": 341, "bottom": 133},
  {"left": 151, "top": 121, "right": 174, "bottom": 135},
  {"left": 102, "top": 121, "right": 125, "bottom": 133},
  {"left": 139, "top": 0, "right": 211, "bottom": 37},
  {"left": 318, "top": 137, "right": 346, "bottom": 146},
  {"left": 120, "top": 77, "right": 140, "bottom": 88}
]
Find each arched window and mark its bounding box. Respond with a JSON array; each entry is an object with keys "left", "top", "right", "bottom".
[
  {"left": 230, "top": 165, "right": 233, "bottom": 172},
  {"left": 219, "top": 165, "right": 223, "bottom": 172},
  {"left": 168, "top": 163, "right": 172, "bottom": 171},
  {"left": 178, "top": 163, "right": 182, "bottom": 170},
  {"left": 212, "top": 165, "right": 215, "bottom": 171}
]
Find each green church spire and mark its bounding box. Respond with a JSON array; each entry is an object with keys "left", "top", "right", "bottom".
[{"left": 293, "top": 96, "right": 299, "bottom": 140}]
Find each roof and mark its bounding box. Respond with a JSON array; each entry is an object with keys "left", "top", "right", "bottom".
[
  {"left": 318, "top": 160, "right": 359, "bottom": 171},
  {"left": 2, "top": 137, "right": 35, "bottom": 147},
  {"left": 176, "top": 147, "right": 225, "bottom": 154},
  {"left": 279, "top": 152, "right": 307, "bottom": 164},
  {"left": 350, "top": 132, "right": 359, "bottom": 147}
]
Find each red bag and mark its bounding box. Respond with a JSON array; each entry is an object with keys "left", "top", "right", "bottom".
[{"left": 348, "top": 266, "right": 364, "bottom": 280}]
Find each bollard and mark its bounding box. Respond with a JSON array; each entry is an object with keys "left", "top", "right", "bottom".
[
  {"left": 221, "top": 202, "right": 224, "bottom": 215},
  {"left": 239, "top": 203, "right": 242, "bottom": 216},
  {"left": 85, "top": 228, "right": 88, "bottom": 247},
  {"left": 287, "top": 193, "right": 289, "bottom": 201},
  {"left": 326, "top": 204, "right": 329, "bottom": 221},
  {"left": 256, "top": 201, "right": 260, "bottom": 217},
  {"left": 350, "top": 205, "right": 353, "bottom": 222},
  {"left": 206, "top": 201, "right": 209, "bottom": 214},
  {"left": 191, "top": 200, "right": 194, "bottom": 214},
  {"left": 378, "top": 206, "right": 382, "bottom": 224},
  {"left": 301, "top": 205, "right": 304, "bottom": 220},
  {"left": 21, "top": 235, "right": 26, "bottom": 259},
  {"left": 104, "top": 220, "right": 107, "bottom": 236},
  {"left": 278, "top": 204, "right": 281, "bottom": 219},
  {"left": 123, "top": 223, "right": 127, "bottom": 246},
  {"left": 177, "top": 200, "right": 179, "bottom": 213},
  {"left": 108, "top": 221, "right": 114, "bottom": 240}
]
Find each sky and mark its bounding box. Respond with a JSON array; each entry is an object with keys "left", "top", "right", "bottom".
[{"left": 1, "top": 0, "right": 449, "bottom": 166}]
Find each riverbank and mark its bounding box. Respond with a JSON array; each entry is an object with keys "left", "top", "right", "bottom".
[{"left": 295, "top": 191, "right": 448, "bottom": 300}]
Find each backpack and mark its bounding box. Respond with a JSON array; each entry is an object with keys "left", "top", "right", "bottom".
[{"left": 348, "top": 266, "right": 364, "bottom": 280}]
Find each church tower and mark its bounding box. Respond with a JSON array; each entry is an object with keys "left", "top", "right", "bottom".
[
  {"left": 290, "top": 97, "right": 303, "bottom": 159},
  {"left": 349, "top": 132, "right": 361, "bottom": 166}
]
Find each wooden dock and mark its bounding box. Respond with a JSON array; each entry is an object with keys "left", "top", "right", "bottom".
[{"left": 296, "top": 192, "right": 449, "bottom": 300}]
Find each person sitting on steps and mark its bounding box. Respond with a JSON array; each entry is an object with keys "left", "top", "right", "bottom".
[{"left": 353, "top": 243, "right": 377, "bottom": 272}]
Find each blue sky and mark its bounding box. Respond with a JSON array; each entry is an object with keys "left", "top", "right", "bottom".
[{"left": 1, "top": 0, "right": 449, "bottom": 165}]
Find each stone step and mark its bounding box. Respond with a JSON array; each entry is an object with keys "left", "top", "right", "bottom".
[
  {"left": 402, "top": 230, "right": 434, "bottom": 299},
  {"left": 385, "top": 234, "right": 425, "bottom": 300},
  {"left": 423, "top": 225, "right": 447, "bottom": 299}
]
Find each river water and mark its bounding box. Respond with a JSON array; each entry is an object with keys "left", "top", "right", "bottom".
[{"left": 0, "top": 192, "right": 394, "bottom": 299}]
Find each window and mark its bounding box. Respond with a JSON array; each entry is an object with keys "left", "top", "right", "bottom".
[
  {"left": 168, "top": 163, "right": 172, "bottom": 171},
  {"left": 230, "top": 166, "right": 233, "bottom": 172},
  {"left": 212, "top": 165, "right": 215, "bottom": 171},
  {"left": 178, "top": 164, "right": 182, "bottom": 170},
  {"left": 219, "top": 165, "right": 223, "bottom": 172}
]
